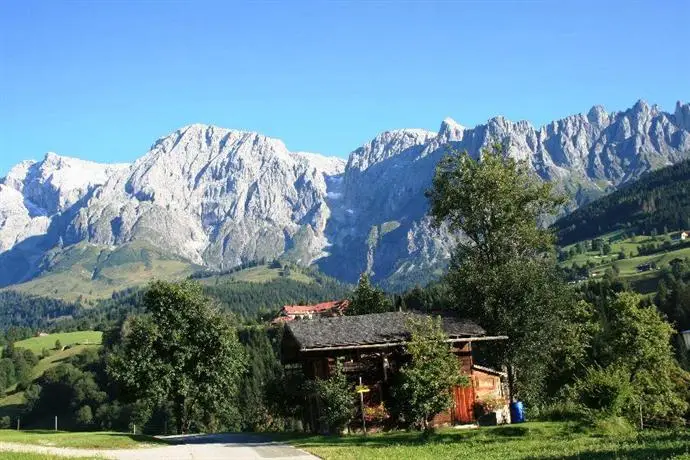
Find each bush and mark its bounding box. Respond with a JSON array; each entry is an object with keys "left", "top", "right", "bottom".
[
  {"left": 575, "top": 366, "right": 632, "bottom": 417},
  {"left": 306, "top": 362, "right": 354, "bottom": 434},
  {"left": 363, "top": 403, "right": 390, "bottom": 424},
  {"left": 590, "top": 416, "right": 636, "bottom": 437},
  {"left": 529, "top": 400, "right": 583, "bottom": 422},
  {"left": 0, "top": 416, "right": 10, "bottom": 429},
  {"left": 76, "top": 405, "right": 94, "bottom": 428},
  {"left": 390, "top": 317, "right": 468, "bottom": 430}
]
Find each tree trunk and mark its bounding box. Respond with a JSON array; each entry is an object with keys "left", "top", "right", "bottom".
[
  {"left": 174, "top": 396, "right": 186, "bottom": 434},
  {"left": 507, "top": 364, "right": 516, "bottom": 403}
]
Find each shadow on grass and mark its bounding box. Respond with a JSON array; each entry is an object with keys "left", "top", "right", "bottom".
[
  {"left": 270, "top": 425, "right": 534, "bottom": 450},
  {"left": 272, "top": 423, "right": 690, "bottom": 459},
  {"left": 530, "top": 445, "right": 690, "bottom": 460},
  {"left": 120, "top": 433, "right": 171, "bottom": 445}
]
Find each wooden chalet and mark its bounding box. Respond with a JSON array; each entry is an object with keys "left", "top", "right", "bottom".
[{"left": 281, "top": 311, "right": 509, "bottom": 432}]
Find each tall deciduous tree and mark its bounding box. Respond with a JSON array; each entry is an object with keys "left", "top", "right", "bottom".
[
  {"left": 428, "top": 146, "right": 578, "bottom": 403},
  {"left": 393, "top": 316, "right": 468, "bottom": 430},
  {"left": 107, "top": 281, "right": 247, "bottom": 433},
  {"left": 346, "top": 273, "right": 393, "bottom": 316}
]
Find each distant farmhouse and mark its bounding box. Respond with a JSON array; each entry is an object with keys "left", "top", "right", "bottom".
[
  {"left": 272, "top": 299, "right": 349, "bottom": 324},
  {"left": 281, "top": 311, "right": 510, "bottom": 432},
  {"left": 637, "top": 262, "right": 653, "bottom": 272},
  {"left": 672, "top": 231, "right": 689, "bottom": 241}
]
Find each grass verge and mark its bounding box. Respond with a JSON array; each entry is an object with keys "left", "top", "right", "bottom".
[
  {"left": 0, "top": 452, "right": 101, "bottom": 460},
  {"left": 275, "top": 421, "right": 690, "bottom": 460},
  {"left": 0, "top": 430, "right": 168, "bottom": 449}
]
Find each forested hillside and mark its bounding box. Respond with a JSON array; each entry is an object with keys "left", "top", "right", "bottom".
[
  {"left": 554, "top": 159, "right": 690, "bottom": 245},
  {"left": 0, "top": 292, "right": 80, "bottom": 332}
]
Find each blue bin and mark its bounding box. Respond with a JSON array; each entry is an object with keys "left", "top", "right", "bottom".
[{"left": 510, "top": 401, "right": 525, "bottom": 423}]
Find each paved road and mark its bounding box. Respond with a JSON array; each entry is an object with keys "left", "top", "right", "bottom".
[{"left": 0, "top": 433, "right": 319, "bottom": 459}]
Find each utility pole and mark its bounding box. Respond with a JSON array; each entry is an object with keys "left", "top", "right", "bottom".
[
  {"left": 639, "top": 404, "right": 644, "bottom": 430},
  {"left": 358, "top": 376, "right": 367, "bottom": 435}
]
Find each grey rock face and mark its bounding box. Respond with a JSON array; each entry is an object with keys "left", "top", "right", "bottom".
[
  {"left": 1, "top": 101, "right": 689, "bottom": 290},
  {"left": 64, "top": 124, "right": 345, "bottom": 268},
  {"left": 318, "top": 100, "right": 690, "bottom": 286},
  {"left": 0, "top": 154, "right": 128, "bottom": 254}
]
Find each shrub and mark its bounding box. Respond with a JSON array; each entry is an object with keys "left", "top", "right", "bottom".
[
  {"left": 76, "top": 405, "right": 94, "bottom": 428},
  {"left": 529, "top": 400, "right": 584, "bottom": 421},
  {"left": 363, "top": 403, "right": 390, "bottom": 424},
  {"left": 391, "top": 317, "right": 468, "bottom": 430},
  {"left": 0, "top": 416, "right": 10, "bottom": 429},
  {"left": 306, "top": 362, "right": 355, "bottom": 434},
  {"left": 575, "top": 366, "right": 632, "bottom": 417},
  {"left": 590, "top": 416, "right": 636, "bottom": 437}
]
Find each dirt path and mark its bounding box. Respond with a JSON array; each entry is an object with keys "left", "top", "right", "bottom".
[{"left": 0, "top": 433, "right": 319, "bottom": 459}]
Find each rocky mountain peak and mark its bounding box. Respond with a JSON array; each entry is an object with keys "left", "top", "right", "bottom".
[
  {"left": 675, "top": 101, "right": 690, "bottom": 131},
  {"left": 586, "top": 105, "right": 609, "bottom": 125},
  {"left": 438, "top": 117, "right": 466, "bottom": 141},
  {"left": 346, "top": 128, "right": 436, "bottom": 171}
]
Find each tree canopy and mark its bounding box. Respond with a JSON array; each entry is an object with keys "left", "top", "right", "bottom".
[
  {"left": 107, "top": 280, "right": 247, "bottom": 433},
  {"left": 428, "top": 145, "right": 565, "bottom": 266},
  {"left": 346, "top": 273, "right": 394, "bottom": 316},
  {"left": 428, "top": 146, "right": 577, "bottom": 403}
]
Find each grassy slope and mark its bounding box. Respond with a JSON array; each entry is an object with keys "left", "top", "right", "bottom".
[
  {"left": 5, "top": 249, "right": 319, "bottom": 303},
  {"left": 197, "top": 265, "right": 314, "bottom": 285},
  {"left": 559, "top": 231, "right": 690, "bottom": 290},
  {"left": 4, "top": 242, "right": 198, "bottom": 302},
  {"left": 282, "top": 422, "right": 690, "bottom": 460},
  {"left": 14, "top": 332, "right": 102, "bottom": 354},
  {"left": 0, "top": 430, "right": 167, "bottom": 449},
  {"left": 0, "top": 342, "right": 101, "bottom": 419}
]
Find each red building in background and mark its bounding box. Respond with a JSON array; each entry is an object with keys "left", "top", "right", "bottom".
[{"left": 272, "top": 299, "right": 349, "bottom": 324}]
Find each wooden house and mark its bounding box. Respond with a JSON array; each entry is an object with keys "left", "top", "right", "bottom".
[{"left": 281, "top": 311, "right": 509, "bottom": 431}]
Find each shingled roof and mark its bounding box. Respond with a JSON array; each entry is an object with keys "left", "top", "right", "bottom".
[{"left": 285, "top": 311, "right": 487, "bottom": 351}]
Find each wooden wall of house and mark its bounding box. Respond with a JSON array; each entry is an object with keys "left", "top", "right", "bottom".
[{"left": 473, "top": 370, "right": 504, "bottom": 400}]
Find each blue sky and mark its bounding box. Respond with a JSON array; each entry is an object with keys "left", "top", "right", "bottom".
[{"left": 1, "top": 0, "right": 688, "bottom": 175}]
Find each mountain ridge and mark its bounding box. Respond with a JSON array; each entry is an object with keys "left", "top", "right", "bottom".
[{"left": 1, "top": 99, "right": 689, "bottom": 292}]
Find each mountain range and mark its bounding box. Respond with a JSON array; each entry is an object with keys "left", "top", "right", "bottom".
[{"left": 1, "top": 100, "right": 689, "bottom": 295}]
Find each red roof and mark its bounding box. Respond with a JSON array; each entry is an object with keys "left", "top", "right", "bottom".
[
  {"left": 282, "top": 300, "right": 349, "bottom": 315},
  {"left": 272, "top": 300, "right": 349, "bottom": 324}
]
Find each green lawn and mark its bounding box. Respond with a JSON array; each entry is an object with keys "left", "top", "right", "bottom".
[
  {"left": 0, "top": 430, "right": 168, "bottom": 449},
  {"left": 15, "top": 332, "right": 102, "bottom": 354},
  {"left": 279, "top": 422, "right": 690, "bottom": 460},
  {"left": 0, "top": 453, "right": 100, "bottom": 460}
]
